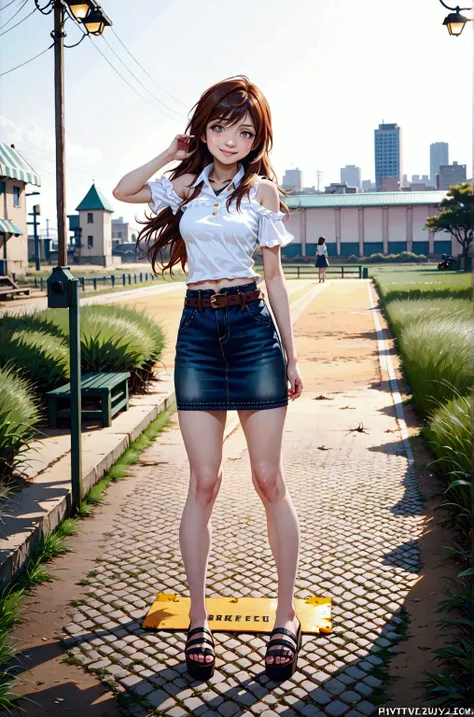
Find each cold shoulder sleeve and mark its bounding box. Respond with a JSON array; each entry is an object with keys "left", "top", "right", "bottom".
[
  {"left": 146, "top": 176, "right": 183, "bottom": 215},
  {"left": 253, "top": 204, "right": 294, "bottom": 248}
]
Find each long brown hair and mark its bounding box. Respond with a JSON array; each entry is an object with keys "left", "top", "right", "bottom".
[{"left": 136, "top": 75, "right": 291, "bottom": 279}]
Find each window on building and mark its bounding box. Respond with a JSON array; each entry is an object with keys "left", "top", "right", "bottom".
[
  {"left": 88, "top": 235, "right": 93, "bottom": 248},
  {"left": 87, "top": 212, "right": 94, "bottom": 223},
  {"left": 13, "top": 186, "right": 21, "bottom": 207}
]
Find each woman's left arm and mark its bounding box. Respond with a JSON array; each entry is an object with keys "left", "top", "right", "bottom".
[{"left": 259, "top": 183, "right": 303, "bottom": 401}]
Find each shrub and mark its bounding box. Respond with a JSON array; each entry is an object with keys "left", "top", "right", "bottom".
[
  {"left": 398, "top": 318, "right": 472, "bottom": 419},
  {"left": 427, "top": 395, "right": 472, "bottom": 494},
  {"left": 386, "top": 298, "right": 471, "bottom": 336},
  {"left": 34, "top": 305, "right": 166, "bottom": 393},
  {"left": 0, "top": 330, "right": 69, "bottom": 394},
  {"left": 0, "top": 365, "right": 41, "bottom": 483},
  {"left": 82, "top": 305, "right": 166, "bottom": 361},
  {"left": 364, "top": 251, "right": 427, "bottom": 263}
]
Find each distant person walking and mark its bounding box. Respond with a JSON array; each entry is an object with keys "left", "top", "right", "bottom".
[{"left": 315, "top": 236, "right": 329, "bottom": 282}]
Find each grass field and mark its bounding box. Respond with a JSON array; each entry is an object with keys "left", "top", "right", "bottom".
[{"left": 373, "top": 262, "right": 472, "bottom": 703}]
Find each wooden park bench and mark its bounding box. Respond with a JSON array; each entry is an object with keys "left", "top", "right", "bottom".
[
  {"left": 47, "top": 371, "right": 130, "bottom": 428},
  {"left": 0, "top": 275, "right": 30, "bottom": 300}
]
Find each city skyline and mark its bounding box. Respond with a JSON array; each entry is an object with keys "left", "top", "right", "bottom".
[{"left": 1, "top": 0, "right": 471, "bottom": 229}]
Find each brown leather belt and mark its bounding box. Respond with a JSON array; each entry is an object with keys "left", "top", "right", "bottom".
[{"left": 184, "top": 288, "right": 263, "bottom": 310}]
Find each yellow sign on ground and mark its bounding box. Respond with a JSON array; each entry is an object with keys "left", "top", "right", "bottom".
[{"left": 143, "top": 593, "right": 332, "bottom": 634}]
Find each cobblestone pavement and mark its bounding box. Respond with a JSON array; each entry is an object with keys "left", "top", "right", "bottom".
[{"left": 62, "top": 282, "right": 425, "bottom": 716}]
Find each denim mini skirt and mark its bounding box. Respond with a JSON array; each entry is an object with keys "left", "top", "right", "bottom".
[{"left": 174, "top": 281, "right": 288, "bottom": 411}]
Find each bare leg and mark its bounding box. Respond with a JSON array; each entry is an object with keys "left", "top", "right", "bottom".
[
  {"left": 178, "top": 409, "right": 227, "bottom": 663},
  {"left": 238, "top": 406, "right": 300, "bottom": 666}
]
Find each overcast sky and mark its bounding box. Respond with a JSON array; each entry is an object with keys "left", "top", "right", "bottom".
[{"left": 0, "top": 0, "right": 472, "bottom": 234}]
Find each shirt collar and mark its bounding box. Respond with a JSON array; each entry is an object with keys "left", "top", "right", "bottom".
[{"left": 191, "top": 162, "right": 245, "bottom": 194}]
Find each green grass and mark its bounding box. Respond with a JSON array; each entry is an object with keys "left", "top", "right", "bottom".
[
  {"left": 0, "top": 365, "right": 42, "bottom": 485},
  {"left": 373, "top": 266, "right": 472, "bottom": 302},
  {"left": 374, "top": 265, "right": 473, "bottom": 705},
  {"left": 398, "top": 318, "right": 472, "bottom": 418},
  {"left": 385, "top": 297, "right": 471, "bottom": 336}
]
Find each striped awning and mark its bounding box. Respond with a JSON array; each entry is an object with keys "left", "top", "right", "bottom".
[
  {"left": 0, "top": 143, "right": 41, "bottom": 186},
  {"left": 0, "top": 219, "right": 22, "bottom": 235}
]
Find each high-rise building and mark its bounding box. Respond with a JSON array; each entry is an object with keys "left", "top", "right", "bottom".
[
  {"left": 374, "top": 123, "right": 402, "bottom": 190},
  {"left": 437, "top": 161, "right": 467, "bottom": 189},
  {"left": 282, "top": 168, "right": 302, "bottom": 192},
  {"left": 430, "top": 142, "right": 449, "bottom": 186},
  {"left": 340, "top": 165, "right": 361, "bottom": 189}
]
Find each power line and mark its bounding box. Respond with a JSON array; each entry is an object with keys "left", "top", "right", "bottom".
[
  {"left": 0, "top": 5, "right": 36, "bottom": 36},
  {"left": 0, "top": 0, "right": 29, "bottom": 31},
  {"left": 0, "top": 42, "right": 53, "bottom": 76},
  {"left": 110, "top": 27, "right": 188, "bottom": 111},
  {"left": 85, "top": 33, "right": 182, "bottom": 123},
  {"left": 0, "top": 0, "right": 21, "bottom": 11},
  {"left": 101, "top": 33, "right": 185, "bottom": 122}
]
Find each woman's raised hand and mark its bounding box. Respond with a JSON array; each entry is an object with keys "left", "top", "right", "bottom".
[{"left": 165, "top": 134, "right": 196, "bottom": 162}]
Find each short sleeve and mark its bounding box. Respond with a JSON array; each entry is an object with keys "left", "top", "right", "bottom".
[
  {"left": 146, "top": 176, "right": 183, "bottom": 215},
  {"left": 255, "top": 205, "right": 294, "bottom": 248}
]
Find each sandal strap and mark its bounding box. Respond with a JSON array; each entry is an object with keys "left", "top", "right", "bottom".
[
  {"left": 187, "top": 626, "right": 213, "bottom": 638},
  {"left": 186, "top": 647, "right": 215, "bottom": 657},
  {"left": 267, "top": 637, "right": 297, "bottom": 651},
  {"left": 267, "top": 647, "right": 295, "bottom": 658},
  {"left": 269, "top": 626, "right": 298, "bottom": 640},
  {"left": 186, "top": 637, "right": 214, "bottom": 649}
]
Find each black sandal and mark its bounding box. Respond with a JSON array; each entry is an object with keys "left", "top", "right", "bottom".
[
  {"left": 185, "top": 625, "right": 216, "bottom": 680},
  {"left": 265, "top": 617, "right": 302, "bottom": 682}
]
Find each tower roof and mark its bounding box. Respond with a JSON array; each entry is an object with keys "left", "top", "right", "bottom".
[{"left": 76, "top": 183, "right": 114, "bottom": 212}]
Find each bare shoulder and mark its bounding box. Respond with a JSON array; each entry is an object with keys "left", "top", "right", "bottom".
[
  {"left": 256, "top": 178, "right": 279, "bottom": 212},
  {"left": 173, "top": 172, "right": 197, "bottom": 199}
]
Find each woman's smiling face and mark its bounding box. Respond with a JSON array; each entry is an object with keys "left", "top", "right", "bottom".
[{"left": 203, "top": 111, "right": 256, "bottom": 164}]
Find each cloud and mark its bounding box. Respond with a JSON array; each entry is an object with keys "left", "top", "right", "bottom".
[{"left": 0, "top": 115, "right": 103, "bottom": 165}]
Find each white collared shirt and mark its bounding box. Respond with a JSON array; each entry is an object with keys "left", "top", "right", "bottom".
[{"left": 147, "top": 162, "right": 294, "bottom": 285}]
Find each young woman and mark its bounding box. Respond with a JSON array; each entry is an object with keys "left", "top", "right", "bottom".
[
  {"left": 113, "top": 75, "right": 303, "bottom": 682},
  {"left": 315, "top": 236, "right": 330, "bottom": 282}
]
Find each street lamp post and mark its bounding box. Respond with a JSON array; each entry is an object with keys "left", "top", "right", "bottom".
[
  {"left": 26, "top": 191, "right": 41, "bottom": 270},
  {"left": 438, "top": 0, "right": 472, "bottom": 35},
  {"left": 35, "top": 0, "right": 112, "bottom": 513}
]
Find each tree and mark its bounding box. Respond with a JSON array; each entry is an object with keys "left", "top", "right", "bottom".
[{"left": 425, "top": 182, "right": 473, "bottom": 258}]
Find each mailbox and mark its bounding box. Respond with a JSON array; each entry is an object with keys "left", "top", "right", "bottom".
[{"left": 47, "top": 266, "right": 77, "bottom": 308}]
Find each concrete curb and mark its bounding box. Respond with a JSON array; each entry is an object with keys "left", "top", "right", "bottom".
[{"left": 0, "top": 379, "right": 176, "bottom": 586}]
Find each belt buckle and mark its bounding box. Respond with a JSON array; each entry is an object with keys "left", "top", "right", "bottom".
[{"left": 210, "top": 293, "right": 221, "bottom": 309}]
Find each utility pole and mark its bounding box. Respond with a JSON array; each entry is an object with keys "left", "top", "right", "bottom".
[
  {"left": 54, "top": 0, "right": 67, "bottom": 266},
  {"left": 315, "top": 170, "right": 323, "bottom": 193},
  {"left": 27, "top": 204, "right": 41, "bottom": 271},
  {"left": 37, "top": 0, "right": 112, "bottom": 512},
  {"left": 45, "top": 218, "right": 51, "bottom": 263},
  {"left": 26, "top": 190, "right": 41, "bottom": 270}
]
